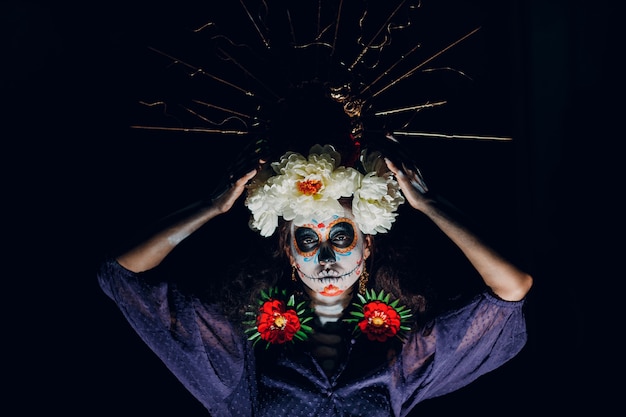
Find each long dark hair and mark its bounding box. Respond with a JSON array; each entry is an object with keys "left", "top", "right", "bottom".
[{"left": 212, "top": 214, "right": 435, "bottom": 331}]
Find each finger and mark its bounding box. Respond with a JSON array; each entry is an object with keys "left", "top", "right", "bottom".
[
  {"left": 401, "top": 162, "right": 428, "bottom": 194},
  {"left": 238, "top": 168, "right": 258, "bottom": 185},
  {"left": 225, "top": 140, "right": 270, "bottom": 180},
  {"left": 384, "top": 157, "right": 400, "bottom": 175},
  {"left": 210, "top": 169, "right": 256, "bottom": 202}
]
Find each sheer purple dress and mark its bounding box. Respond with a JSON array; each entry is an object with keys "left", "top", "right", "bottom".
[{"left": 98, "top": 258, "right": 528, "bottom": 417}]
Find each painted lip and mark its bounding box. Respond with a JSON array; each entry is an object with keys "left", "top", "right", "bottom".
[{"left": 320, "top": 284, "right": 344, "bottom": 296}]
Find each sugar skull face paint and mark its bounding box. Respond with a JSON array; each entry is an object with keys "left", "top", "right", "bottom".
[{"left": 290, "top": 210, "right": 369, "bottom": 298}]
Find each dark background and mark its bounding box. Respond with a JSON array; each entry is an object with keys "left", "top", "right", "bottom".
[{"left": 3, "top": 0, "right": 619, "bottom": 415}]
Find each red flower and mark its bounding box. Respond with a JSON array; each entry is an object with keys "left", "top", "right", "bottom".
[
  {"left": 256, "top": 299, "right": 302, "bottom": 344},
  {"left": 357, "top": 300, "right": 402, "bottom": 342},
  {"left": 245, "top": 287, "right": 313, "bottom": 347}
]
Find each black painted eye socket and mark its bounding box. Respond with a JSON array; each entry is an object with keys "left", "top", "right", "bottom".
[
  {"left": 329, "top": 221, "right": 354, "bottom": 248},
  {"left": 294, "top": 221, "right": 355, "bottom": 253},
  {"left": 295, "top": 227, "right": 319, "bottom": 252}
]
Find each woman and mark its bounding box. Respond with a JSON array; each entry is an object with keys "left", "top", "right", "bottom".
[{"left": 97, "top": 143, "right": 533, "bottom": 416}]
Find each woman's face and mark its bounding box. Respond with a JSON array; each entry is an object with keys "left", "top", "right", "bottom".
[{"left": 289, "top": 208, "right": 370, "bottom": 299}]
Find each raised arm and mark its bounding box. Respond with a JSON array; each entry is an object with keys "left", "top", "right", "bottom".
[
  {"left": 116, "top": 169, "right": 258, "bottom": 273},
  {"left": 385, "top": 158, "right": 533, "bottom": 301}
]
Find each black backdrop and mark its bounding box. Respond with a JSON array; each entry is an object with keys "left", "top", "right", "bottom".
[{"left": 3, "top": 0, "right": 619, "bottom": 415}]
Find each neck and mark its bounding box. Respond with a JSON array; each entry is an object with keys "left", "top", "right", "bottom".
[{"left": 305, "top": 286, "right": 354, "bottom": 326}]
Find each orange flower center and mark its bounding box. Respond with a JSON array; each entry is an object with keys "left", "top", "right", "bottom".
[
  {"left": 273, "top": 314, "right": 287, "bottom": 330},
  {"left": 369, "top": 311, "right": 388, "bottom": 327},
  {"left": 297, "top": 179, "right": 322, "bottom": 196}
]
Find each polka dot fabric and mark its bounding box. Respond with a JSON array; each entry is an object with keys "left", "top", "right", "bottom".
[{"left": 98, "top": 259, "right": 528, "bottom": 416}]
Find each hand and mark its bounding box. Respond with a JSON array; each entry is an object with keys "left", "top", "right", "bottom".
[
  {"left": 208, "top": 138, "right": 270, "bottom": 206},
  {"left": 211, "top": 167, "right": 261, "bottom": 214},
  {"left": 384, "top": 158, "right": 431, "bottom": 212}
]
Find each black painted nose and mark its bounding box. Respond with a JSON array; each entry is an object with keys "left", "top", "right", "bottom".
[{"left": 318, "top": 242, "right": 336, "bottom": 264}]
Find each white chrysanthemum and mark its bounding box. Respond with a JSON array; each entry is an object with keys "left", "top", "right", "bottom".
[
  {"left": 277, "top": 150, "right": 355, "bottom": 220},
  {"left": 352, "top": 172, "right": 405, "bottom": 234},
  {"left": 245, "top": 180, "right": 281, "bottom": 237},
  {"left": 245, "top": 144, "right": 405, "bottom": 236}
]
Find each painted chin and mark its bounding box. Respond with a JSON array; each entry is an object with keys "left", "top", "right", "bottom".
[{"left": 319, "top": 284, "right": 344, "bottom": 297}]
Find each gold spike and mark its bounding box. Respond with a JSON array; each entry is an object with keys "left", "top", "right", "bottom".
[
  {"left": 180, "top": 106, "right": 250, "bottom": 129},
  {"left": 215, "top": 46, "right": 280, "bottom": 100},
  {"left": 391, "top": 131, "right": 512, "bottom": 141},
  {"left": 130, "top": 125, "right": 248, "bottom": 135},
  {"left": 192, "top": 22, "right": 216, "bottom": 33},
  {"left": 239, "top": 0, "right": 271, "bottom": 49},
  {"left": 286, "top": 8, "right": 297, "bottom": 44},
  {"left": 360, "top": 41, "right": 421, "bottom": 95},
  {"left": 372, "top": 27, "right": 481, "bottom": 98},
  {"left": 139, "top": 100, "right": 167, "bottom": 107},
  {"left": 374, "top": 101, "right": 447, "bottom": 116},
  {"left": 192, "top": 100, "right": 253, "bottom": 120},
  {"left": 148, "top": 47, "right": 256, "bottom": 97},
  {"left": 349, "top": 0, "right": 409, "bottom": 71},
  {"left": 330, "top": 0, "right": 344, "bottom": 56}
]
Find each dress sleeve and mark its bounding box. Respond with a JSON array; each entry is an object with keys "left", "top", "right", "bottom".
[
  {"left": 97, "top": 258, "right": 255, "bottom": 416},
  {"left": 399, "top": 291, "right": 528, "bottom": 409}
]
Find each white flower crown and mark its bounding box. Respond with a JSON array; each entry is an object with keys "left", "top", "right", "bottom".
[{"left": 244, "top": 144, "right": 405, "bottom": 237}]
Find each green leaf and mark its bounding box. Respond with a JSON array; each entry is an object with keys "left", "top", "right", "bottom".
[{"left": 247, "top": 331, "right": 261, "bottom": 341}]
